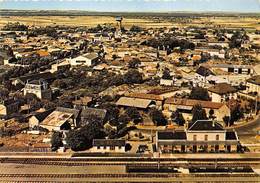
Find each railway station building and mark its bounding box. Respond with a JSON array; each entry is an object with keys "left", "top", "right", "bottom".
[{"left": 156, "top": 120, "right": 240, "bottom": 153}]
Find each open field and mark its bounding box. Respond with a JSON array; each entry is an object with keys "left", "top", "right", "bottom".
[
  {"left": 0, "top": 16, "right": 171, "bottom": 28},
  {"left": 0, "top": 15, "right": 259, "bottom": 30}
]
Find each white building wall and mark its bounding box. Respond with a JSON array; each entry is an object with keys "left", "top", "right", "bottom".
[
  {"left": 91, "top": 146, "right": 125, "bottom": 153},
  {"left": 247, "top": 82, "right": 260, "bottom": 95},
  {"left": 187, "top": 131, "right": 226, "bottom": 141},
  {"left": 70, "top": 57, "right": 92, "bottom": 66}
]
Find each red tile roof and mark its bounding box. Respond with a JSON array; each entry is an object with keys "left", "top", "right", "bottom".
[{"left": 165, "top": 98, "right": 226, "bottom": 109}]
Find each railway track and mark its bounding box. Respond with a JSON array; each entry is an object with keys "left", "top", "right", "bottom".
[
  {"left": 0, "top": 173, "right": 258, "bottom": 178},
  {"left": 1, "top": 157, "right": 260, "bottom": 162},
  {"left": 0, "top": 159, "right": 259, "bottom": 168}
]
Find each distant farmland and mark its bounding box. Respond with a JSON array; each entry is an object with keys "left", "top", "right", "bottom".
[{"left": 0, "top": 10, "right": 259, "bottom": 29}]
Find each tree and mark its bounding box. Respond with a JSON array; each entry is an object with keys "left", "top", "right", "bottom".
[
  {"left": 99, "top": 102, "right": 120, "bottom": 122},
  {"left": 2, "top": 22, "right": 28, "bottom": 31},
  {"left": 52, "top": 79, "right": 68, "bottom": 89},
  {"left": 192, "top": 104, "right": 207, "bottom": 122},
  {"left": 51, "top": 132, "right": 63, "bottom": 151},
  {"left": 43, "top": 101, "right": 56, "bottom": 110},
  {"left": 66, "top": 121, "right": 105, "bottom": 151},
  {"left": 229, "top": 31, "right": 249, "bottom": 48},
  {"left": 190, "top": 87, "right": 210, "bottom": 101},
  {"left": 230, "top": 104, "right": 244, "bottom": 123},
  {"left": 124, "top": 69, "right": 143, "bottom": 84},
  {"left": 223, "top": 116, "right": 230, "bottom": 127},
  {"left": 109, "top": 74, "right": 124, "bottom": 86},
  {"left": 117, "top": 114, "right": 130, "bottom": 130},
  {"left": 149, "top": 108, "right": 167, "bottom": 126},
  {"left": 66, "top": 129, "right": 86, "bottom": 151},
  {"left": 171, "top": 110, "right": 185, "bottom": 126},
  {"left": 0, "top": 88, "right": 9, "bottom": 100},
  {"left": 209, "top": 109, "right": 215, "bottom": 120},
  {"left": 125, "top": 107, "right": 143, "bottom": 124},
  {"left": 130, "top": 25, "right": 143, "bottom": 32},
  {"left": 162, "top": 68, "right": 172, "bottom": 80},
  {"left": 112, "top": 54, "right": 117, "bottom": 60},
  {"left": 128, "top": 58, "right": 141, "bottom": 69}
]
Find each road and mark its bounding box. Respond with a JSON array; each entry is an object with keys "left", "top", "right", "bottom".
[{"left": 236, "top": 116, "right": 260, "bottom": 135}]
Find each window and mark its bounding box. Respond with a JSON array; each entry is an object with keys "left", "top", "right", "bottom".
[
  {"left": 205, "top": 135, "right": 208, "bottom": 141},
  {"left": 97, "top": 146, "right": 100, "bottom": 149},
  {"left": 118, "top": 146, "right": 121, "bottom": 149},
  {"left": 216, "top": 135, "right": 219, "bottom": 141},
  {"left": 193, "top": 135, "right": 197, "bottom": 141},
  {"left": 76, "top": 60, "right": 86, "bottom": 63},
  {"left": 103, "top": 146, "right": 106, "bottom": 149},
  {"left": 110, "top": 146, "right": 115, "bottom": 150}
]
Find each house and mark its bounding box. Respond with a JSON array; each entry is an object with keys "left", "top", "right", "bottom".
[
  {"left": 156, "top": 120, "right": 239, "bottom": 153},
  {"left": 160, "top": 78, "right": 174, "bottom": 86},
  {"left": 0, "top": 99, "right": 19, "bottom": 117},
  {"left": 28, "top": 109, "right": 54, "bottom": 130},
  {"left": 72, "top": 96, "right": 93, "bottom": 110},
  {"left": 164, "top": 98, "right": 230, "bottom": 121},
  {"left": 211, "top": 64, "right": 254, "bottom": 75},
  {"left": 23, "top": 79, "right": 52, "bottom": 100},
  {"left": 50, "top": 60, "right": 71, "bottom": 73},
  {"left": 79, "top": 107, "right": 107, "bottom": 127},
  {"left": 40, "top": 107, "right": 80, "bottom": 132},
  {"left": 206, "top": 74, "right": 249, "bottom": 87},
  {"left": 208, "top": 83, "right": 237, "bottom": 102},
  {"left": 11, "top": 72, "right": 55, "bottom": 86},
  {"left": 207, "top": 49, "right": 225, "bottom": 59},
  {"left": 35, "top": 50, "right": 51, "bottom": 59},
  {"left": 92, "top": 139, "right": 126, "bottom": 153},
  {"left": 116, "top": 96, "right": 154, "bottom": 110},
  {"left": 69, "top": 53, "right": 99, "bottom": 66},
  {"left": 126, "top": 93, "right": 164, "bottom": 109},
  {"left": 246, "top": 75, "right": 260, "bottom": 95},
  {"left": 194, "top": 67, "right": 214, "bottom": 87}
]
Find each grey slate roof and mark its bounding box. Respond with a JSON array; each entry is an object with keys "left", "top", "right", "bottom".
[
  {"left": 196, "top": 66, "right": 215, "bottom": 77},
  {"left": 226, "top": 131, "right": 238, "bottom": 141},
  {"left": 157, "top": 131, "right": 187, "bottom": 140},
  {"left": 188, "top": 120, "right": 224, "bottom": 131},
  {"left": 93, "top": 139, "right": 126, "bottom": 146},
  {"left": 80, "top": 107, "right": 107, "bottom": 119},
  {"left": 33, "top": 109, "right": 55, "bottom": 122},
  {"left": 79, "top": 107, "right": 107, "bottom": 126}
]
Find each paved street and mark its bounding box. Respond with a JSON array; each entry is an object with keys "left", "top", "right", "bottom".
[{"left": 236, "top": 116, "right": 260, "bottom": 135}]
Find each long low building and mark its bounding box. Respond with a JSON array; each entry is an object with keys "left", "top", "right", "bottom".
[
  {"left": 164, "top": 98, "right": 230, "bottom": 121},
  {"left": 116, "top": 96, "right": 155, "bottom": 109},
  {"left": 156, "top": 120, "right": 239, "bottom": 153}
]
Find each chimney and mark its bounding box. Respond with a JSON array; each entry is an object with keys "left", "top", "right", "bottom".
[{"left": 212, "top": 121, "right": 215, "bottom": 127}]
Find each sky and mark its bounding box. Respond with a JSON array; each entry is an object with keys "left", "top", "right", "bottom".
[{"left": 0, "top": 0, "right": 260, "bottom": 12}]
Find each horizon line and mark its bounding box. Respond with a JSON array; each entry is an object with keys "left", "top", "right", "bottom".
[{"left": 1, "top": 9, "right": 260, "bottom": 14}]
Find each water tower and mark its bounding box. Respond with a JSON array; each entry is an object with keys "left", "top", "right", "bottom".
[{"left": 115, "top": 16, "right": 123, "bottom": 31}]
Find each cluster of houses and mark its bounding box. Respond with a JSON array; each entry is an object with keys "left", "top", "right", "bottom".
[{"left": 0, "top": 20, "right": 259, "bottom": 154}]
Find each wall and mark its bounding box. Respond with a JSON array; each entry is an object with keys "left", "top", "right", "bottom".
[
  {"left": 29, "top": 116, "right": 39, "bottom": 129},
  {"left": 91, "top": 146, "right": 125, "bottom": 153},
  {"left": 247, "top": 82, "right": 260, "bottom": 95},
  {"left": 0, "top": 105, "right": 7, "bottom": 116},
  {"left": 186, "top": 131, "right": 226, "bottom": 141}
]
